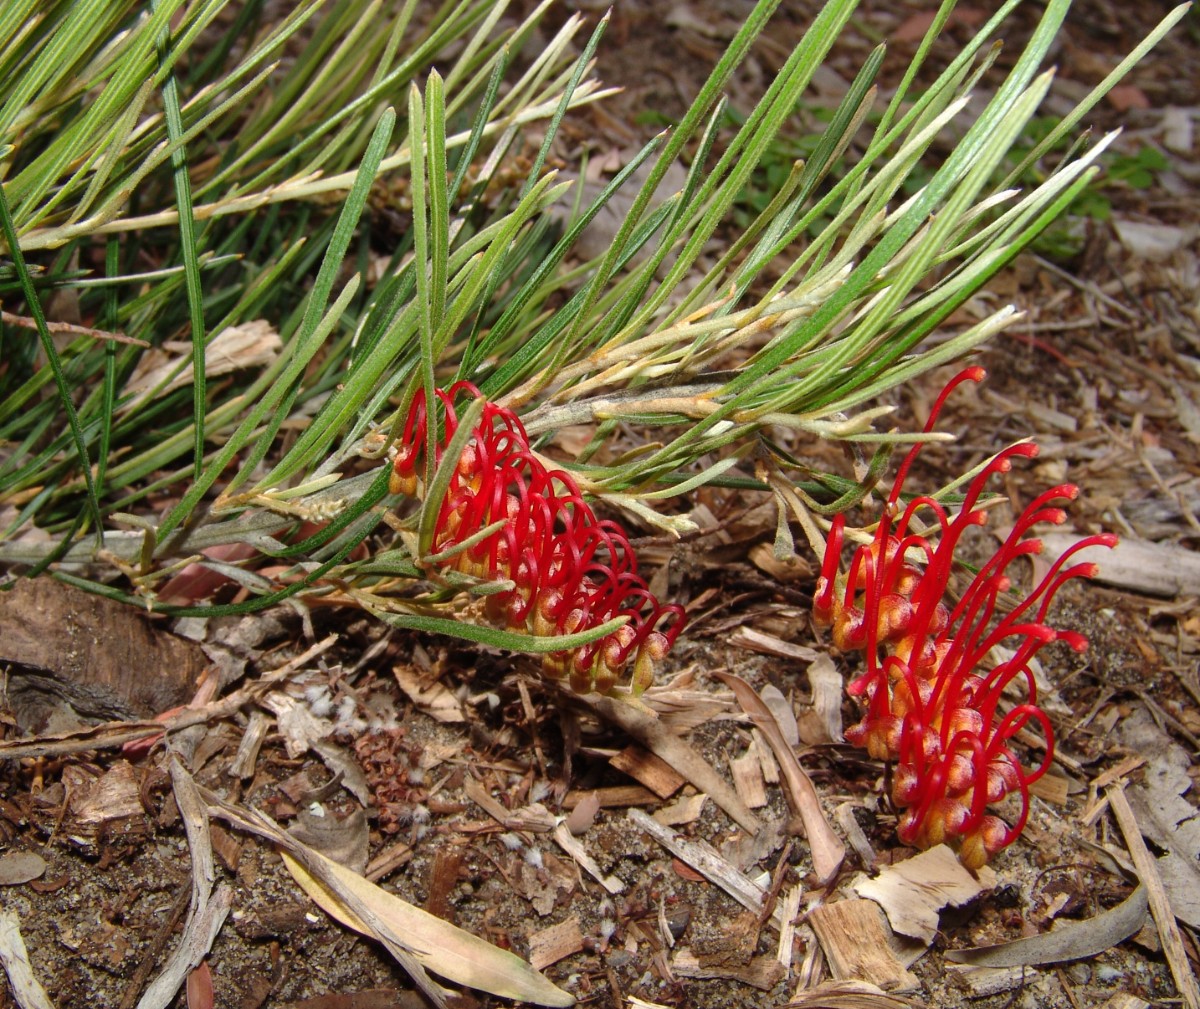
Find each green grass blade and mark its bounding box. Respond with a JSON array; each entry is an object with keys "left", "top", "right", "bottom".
[
  {"left": 417, "top": 395, "right": 485, "bottom": 558},
  {"left": 0, "top": 181, "right": 102, "bottom": 541},
  {"left": 408, "top": 83, "right": 438, "bottom": 491},
  {"left": 426, "top": 71, "right": 449, "bottom": 338},
  {"left": 152, "top": 0, "right": 207, "bottom": 481}
]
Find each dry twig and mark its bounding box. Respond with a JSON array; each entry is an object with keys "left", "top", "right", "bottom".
[
  {"left": 1107, "top": 783, "right": 1200, "bottom": 1009},
  {"left": 628, "top": 807, "right": 787, "bottom": 930}
]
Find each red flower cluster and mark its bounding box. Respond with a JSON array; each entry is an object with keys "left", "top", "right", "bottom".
[
  {"left": 814, "top": 369, "right": 1115, "bottom": 868},
  {"left": 390, "top": 382, "right": 685, "bottom": 696}
]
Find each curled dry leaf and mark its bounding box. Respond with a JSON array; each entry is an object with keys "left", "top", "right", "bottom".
[
  {"left": 393, "top": 665, "right": 465, "bottom": 724},
  {"left": 289, "top": 804, "right": 370, "bottom": 875},
  {"left": 642, "top": 669, "right": 735, "bottom": 735},
  {"left": 121, "top": 320, "right": 282, "bottom": 412},
  {"left": 853, "top": 845, "right": 997, "bottom": 945}
]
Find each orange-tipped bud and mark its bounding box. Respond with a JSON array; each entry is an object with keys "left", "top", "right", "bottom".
[
  {"left": 943, "top": 750, "right": 978, "bottom": 797},
  {"left": 390, "top": 468, "right": 418, "bottom": 496},
  {"left": 939, "top": 705, "right": 985, "bottom": 741},
  {"left": 832, "top": 606, "right": 867, "bottom": 652},
  {"left": 876, "top": 593, "right": 913, "bottom": 642},
  {"left": 958, "top": 815, "right": 1010, "bottom": 869},
  {"left": 984, "top": 755, "right": 1022, "bottom": 804},
  {"left": 892, "top": 764, "right": 921, "bottom": 804}
]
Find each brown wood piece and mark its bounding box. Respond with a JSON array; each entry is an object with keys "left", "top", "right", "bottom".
[
  {"left": 808, "top": 899, "right": 920, "bottom": 992},
  {"left": 609, "top": 745, "right": 687, "bottom": 799},
  {"left": 527, "top": 918, "right": 584, "bottom": 971}
]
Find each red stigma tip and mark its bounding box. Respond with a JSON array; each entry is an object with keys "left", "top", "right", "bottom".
[{"left": 1058, "top": 630, "right": 1089, "bottom": 652}]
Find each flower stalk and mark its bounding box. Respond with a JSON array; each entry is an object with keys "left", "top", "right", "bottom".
[{"left": 814, "top": 368, "right": 1115, "bottom": 867}]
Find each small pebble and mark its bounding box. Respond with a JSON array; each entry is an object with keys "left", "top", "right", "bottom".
[
  {"left": 1067, "top": 963, "right": 1090, "bottom": 984},
  {"left": 664, "top": 906, "right": 691, "bottom": 942}
]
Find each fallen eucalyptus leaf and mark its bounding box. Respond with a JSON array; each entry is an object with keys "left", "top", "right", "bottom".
[
  {"left": 201, "top": 790, "right": 573, "bottom": 1006},
  {"left": 278, "top": 849, "right": 572, "bottom": 1005},
  {"left": 944, "top": 886, "right": 1147, "bottom": 967}
]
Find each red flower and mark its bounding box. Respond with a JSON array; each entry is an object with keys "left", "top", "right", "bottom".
[
  {"left": 391, "top": 382, "right": 685, "bottom": 696},
  {"left": 814, "top": 368, "right": 1114, "bottom": 867}
]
